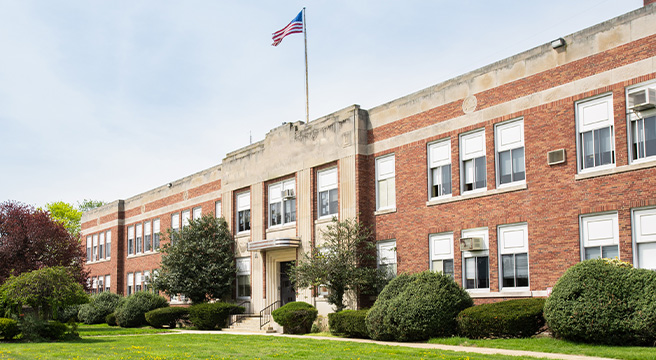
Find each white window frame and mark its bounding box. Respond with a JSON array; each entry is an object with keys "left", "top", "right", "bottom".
[
  {"left": 460, "top": 129, "right": 487, "bottom": 193},
  {"left": 135, "top": 223, "right": 143, "bottom": 254},
  {"left": 127, "top": 272, "right": 134, "bottom": 296},
  {"left": 193, "top": 207, "right": 202, "bottom": 220},
  {"left": 317, "top": 167, "right": 338, "bottom": 219},
  {"left": 576, "top": 94, "right": 616, "bottom": 173},
  {"left": 135, "top": 272, "right": 142, "bottom": 292},
  {"left": 632, "top": 207, "right": 656, "bottom": 270},
  {"left": 215, "top": 201, "right": 222, "bottom": 218},
  {"left": 269, "top": 179, "right": 296, "bottom": 228},
  {"left": 428, "top": 139, "right": 452, "bottom": 200},
  {"left": 171, "top": 213, "right": 180, "bottom": 232},
  {"left": 236, "top": 257, "right": 251, "bottom": 299},
  {"left": 144, "top": 220, "right": 152, "bottom": 252},
  {"left": 127, "top": 226, "right": 135, "bottom": 256},
  {"left": 495, "top": 119, "right": 525, "bottom": 187},
  {"left": 153, "top": 219, "right": 160, "bottom": 250},
  {"left": 580, "top": 212, "right": 619, "bottom": 260},
  {"left": 92, "top": 276, "right": 98, "bottom": 294},
  {"left": 99, "top": 232, "right": 105, "bottom": 260},
  {"left": 461, "top": 227, "right": 489, "bottom": 291},
  {"left": 86, "top": 236, "right": 92, "bottom": 262},
  {"left": 92, "top": 234, "right": 98, "bottom": 261},
  {"left": 182, "top": 209, "right": 191, "bottom": 228},
  {"left": 429, "top": 232, "right": 454, "bottom": 278},
  {"left": 498, "top": 223, "right": 529, "bottom": 290},
  {"left": 626, "top": 82, "right": 656, "bottom": 164},
  {"left": 375, "top": 154, "right": 396, "bottom": 211},
  {"left": 98, "top": 276, "right": 104, "bottom": 293},
  {"left": 105, "top": 275, "right": 111, "bottom": 292},
  {"left": 377, "top": 239, "right": 397, "bottom": 278},
  {"left": 143, "top": 270, "right": 151, "bottom": 292},
  {"left": 236, "top": 191, "right": 251, "bottom": 234},
  {"left": 105, "top": 230, "right": 111, "bottom": 259}
]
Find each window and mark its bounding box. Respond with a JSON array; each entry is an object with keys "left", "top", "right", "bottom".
[
  {"left": 86, "top": 236, "right": 92, "bottom": 262},
  {"left": 171, "top": 213, "right": 180, "bottom": 232},
  {"left": 99, "top": 232, "right": 105, "bottom": 260},
  {"left": 98, "top": 276, "right": 104, "bottom": 293},
  {"left": 236, "top": 192, "right": 251, "bottom": 233},
  {"left": 144, "top": 221, "right": 152, "bottom": 252},
  {"left": 153, "top": 219, "right": 160, "bottom": 250},
  {"left": 377, "top": 240, "right": 397, "bottom": 278},
  {"left": 92, "top": 234, "right": 98, "bottom": 261},
  {"left": 376, "top": 155, "right": 396, "bottom": 210},
  {"left": 462, "top": 228, "right": 489, "bottom": 290},
  {"left": 135, "top": 272, "right": 142, "bottom": 292},
  {"left": 193, "top": 207, "right": 202, "bottom": 220},
  {"left": 236, "top": 257, "right": 251, "bottom": 298},
  {"left": 633, "top": 208, "right": 656, "bottom": 270},
  {"left": 317, "top": 167, "right": 338, "bottom": 218},
  {"left": 143, "top": 271, "right": 151, "bottom": 292},
  {"left": 92, "top": 276, "right": 98, "bottom": 294},
  {"left": 430, "top": 233, "right": 454, "bottom": 278},
  {"left": 215, "top": 201, "right": 222, "bottom": 218},
  {"left": 182, "top": 210, "right": 190, "bottom": 228},
  {"left": 127, "top": 226, "right": 134, "bottom": 256},
  {"left": 269, "top": 179, "right": 296, "bottom": 227},
  {"left": 105, "top": 275, "right": 110, "bottom": 292},
  {"left": 106, "top": 230, "right": 111, "bottom": 258},
  {"left": 498, "top": 223, "right": 529, "bottom": 289},
  {"left": 495, "top": 119, "right": 525, "bottom": 186},
  {"left": 428, "top": 140, "right": 452, "bottom": 199},
  {"left": 580, "top": 212, "right": 619, "bottom": 260},
  {"left": 460, "top": 130, "right": 486, "bottom": 192},
  {"left": 577, "top": 95, "right": 615, "bottom": 171},
  {"left": 127, "top": 272, "right": 134, "bottom": 296},
  {"left": 628, "top": 85, "right": 656, "bottom": 162},
  {"left": 136, "top": 223, "right": 143, "bottom": 254}
]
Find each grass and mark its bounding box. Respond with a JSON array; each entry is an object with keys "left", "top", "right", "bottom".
[
  {"left": 76, "top": 323, "right": 173, "bottom": 336},
  {"left": 428, "top": 336, "right": 656, "bottom": 360},
  {"left": 0, "top": 333, "right": 550, "bottom": 360}
]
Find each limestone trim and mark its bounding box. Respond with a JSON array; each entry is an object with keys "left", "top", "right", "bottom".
[
  {"left": 574, "top": 158, "right": 656, "bottom": 180},
  {"left": 426, "top": 183, "right": 527, "bottom": 207}
]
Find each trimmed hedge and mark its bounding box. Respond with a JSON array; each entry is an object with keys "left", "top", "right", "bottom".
[
  {"left": 457, "top": 298, "right": 545, "bottom": 339},
  {"left": 105, "top": 313, "right": 117, "bottom": 326},
  {"left": 188, "top": 302, "right": 244, "bottom": 330},
  {"left": 114, "top": 292, "right": 169, "bottom": 328},
  {"left": 544, "top": 258, "right": 656, "bottom": 346},
  {"left": 0, "top": 318, "right": 19, "bottom": 340},
  {"left": 328, "top": 309, "right": 369, "bottom": 338},
  {"left": 272, "top": 301, "right": 318, "bottom": 334},
  {"left": 145, "top": 307, "right": 189, "bottom": 328},
  {"left": 366, "top": 271, "right": 473, "bottom": 342},
  {"left": 78, "top": 292, "right": 122, "bottom": 324}
]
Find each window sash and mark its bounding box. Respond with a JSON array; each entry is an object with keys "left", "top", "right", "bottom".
[
  {"left": 463, "top": 156, "right": 486, "bottom": 191},
  {"left": 238, "top": 210, "right": 251, "bottom": 232},
  {"left": 127, "top": 226, "right": 134, "bottom": 255},
  {"left": 584, "top": 245, "right": 619, "bottom": 260},
  {"left": 319, "top": 188, "right": 338, "bottom": 217},
  {"left": 136, "top": 224, "right": 143, "bottom": 253},
  {"left": 631, "top": 116, "right": 656, "bottom": 161},
  {"left": 501, "top": 253, "right": 529, "bottom": 288},
  {"left": 432, "top": 259, "right": 454, "bottom": 279},
  {"left": 430, "top": 164, "right": 451, "bottom": 198},
  {"left": 464, "top": 256, "right": 489, "bottom": 289},
  {"left": 377, "top": 177, "right": 395, "bottom": 209},
  {"left": 105, "top": 231, "right": 111, "bottom": 258}
]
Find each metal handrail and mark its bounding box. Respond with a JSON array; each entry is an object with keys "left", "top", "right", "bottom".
[
  {"left": 228, "top": 300, "right": 251, "bottom": 326},
  {"left": 259, "top": 300, "right": 281, "bottom": 329}
]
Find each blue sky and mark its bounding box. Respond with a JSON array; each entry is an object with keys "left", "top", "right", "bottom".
[{"left": 0, "top": 0, "right": 643, "bottom": 207}]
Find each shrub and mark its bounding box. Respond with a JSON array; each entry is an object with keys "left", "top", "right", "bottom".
[
  {"left": 188, "top": 302, "right": 244, "bottom": 330},
  {"left": 0, "top": 318, "right": 19, "bottom": 340},
  {"left": 114, "top": 292, "right": 168, "bottom": 328},
  {"left": 18, "top": 315, "right": 68, "bottom": 341},
  {"left": 145, "top": 307, "right": 189, "bottom": 328},
  {"left": 544, "top": 259, "right": 656, "bottom": 346},
  {"left": 105, "top": 313, "right": 117, "bottom": 326},
  {"left": 329, "top": 309, "right": 369, "bottom": 338},
  {"left": 54, "top": 305, "right": 80, "bottom": 323},
  {"left": 366, "top": 271, "right": 473, "bottom": 342},
  {"left": 457, "top": 298, "right": 546, "bottom": 339},
  {"left": 78, "top": 292, "right": 122, "bottom": 324},
  {"left": 271, "top": 301, "right": 318, "bottom": 334},
  {"left": 43, "top": 321, "right": 67, "bottom": 340}
]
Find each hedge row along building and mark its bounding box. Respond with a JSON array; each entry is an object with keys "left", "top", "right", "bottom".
[{"left": 82, "top": 2, "right": 656, "bottom": 315}]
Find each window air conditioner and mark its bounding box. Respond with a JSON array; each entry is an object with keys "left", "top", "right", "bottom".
[
  {"left": 547, "top": 149, "right": 566, "bottom": 165},
  {"left": 628, "top": 88, "right": 656, "bottom": 111},
  {"left": 460, "top": 237, "right": 485, "bottom": 251},
  {"left": 282, "top": 189, "right": 295, "bottom": 199}
]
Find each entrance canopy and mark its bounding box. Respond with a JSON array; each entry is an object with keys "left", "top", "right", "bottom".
[{"left": 247, "top": 237, "right": 301, "bottom": 252}]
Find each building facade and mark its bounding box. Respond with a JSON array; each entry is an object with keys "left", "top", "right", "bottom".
[{"left": 82, "top": 3, "right": 656, "bottom": 313}]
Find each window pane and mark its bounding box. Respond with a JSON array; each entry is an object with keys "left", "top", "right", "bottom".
[
  {"left": 597, "top": 127, "right": 613, "bottom": 165},
  {"left": 645, "top": 116, "right": 656, "bottom": 157},
  {"left": 502, "top": 254, "right": 515, "bottom": 288},
  {"left": 319, "top": 191, "right": 329, "bottom": 216},
  {"left": 477, "top": 256, "right": 489, "bottom": 288},
  {"left": 512, "top": 147, "right": 525, "bottom": 181},
  {"left": 432, "top": 260, "right": 443, "bottom": 272},
  {"left": 474, "top": 156, "right": 486, "bottom": 189},
  {"left": 443, "top": 259, "right": 454, "bottom": 279},
  {"left": 638, "top": 242, "right": 656, "bottom": 270},
  {"left": 465, "top": 258, "right": 475, "bottom": 289},
  {"left": 237, "top": 275, "right": 251, "bottom": 297},
  {"left": 585, "top": 246, "right": 601, "bottom": 260},
  {"left": 582, "top": 131, "right": 594, "bottom": 168},
  {"left": 431, "top": 167, "right": 441, "bottom": 198},
  {"left": 442, "top": 165, "right": 452, "bottom": 195},
  {"left": 499, "top": 150, "right": 512, "bottom": 184},
  {"left": 378, "top": 179, "right": 388, "bottom": 208},
  {"left": 515, "top": 253, "right": 529, "bottom": 287},
  {"left": 270, "top": 203, "right": 281, "bottom": 226},
  {"left": 602, "top": 245, "right": 619, "bottom": 259},
  {"left": 284, "top": 198, "right": 296, "bottom": 223},
  {"left": 464, "top": 160, "right": 474, "bottom": 191},
  {"left": 632, "top": 120, "right": 644, "bottom": 160},
  {"left": 387, "top": 177, "right": 395, "bottom": 207}
]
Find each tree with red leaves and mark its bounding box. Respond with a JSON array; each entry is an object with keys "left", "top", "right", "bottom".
[{"left": 0, "top": 201, "right": 88, "bottom": 287}]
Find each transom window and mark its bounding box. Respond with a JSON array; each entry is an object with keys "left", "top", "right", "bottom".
[
  {"left": 236, "top": 191, "right": 251, "bottom": 233},
  {"left": 576, "top": 95, "right": 615, "bottom": 172},
  {"left": 580, "top": 212, "right": 619, "bottom": 260},
  {"left": 495, "top": 119, "right": 525, "bottom": 186},
  {"left": 498, "top": 223, "right": 529, "bottom": 289},
  {"left": 376, "top": 155, "right": 396, "bottom": 210},
  {"left": 430, "top": 232, "right": 454, "bottom": 278},
  {"left": 460, "top": 130, "right": 486, "bottom": 192},
  {"left": 428, "top": 139, "right": 452, "bottom": 199},
  {"left": 269, "top": 179, "right": 296, "bottom": 227},
  {"left": 317, "top": 167, "right": 338, "bottom": 218}
]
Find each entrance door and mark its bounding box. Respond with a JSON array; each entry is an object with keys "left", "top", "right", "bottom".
[{"left": 280, "top": 261, "right": 295, "bottom": 305}]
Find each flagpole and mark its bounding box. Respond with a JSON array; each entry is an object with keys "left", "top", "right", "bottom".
[{"left": 303, "top": 7, "right": 309, "bottom": 123}]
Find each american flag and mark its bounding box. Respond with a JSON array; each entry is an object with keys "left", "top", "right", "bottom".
[{"left": 272, "top": 10, "right": 304, "bottom": 46}]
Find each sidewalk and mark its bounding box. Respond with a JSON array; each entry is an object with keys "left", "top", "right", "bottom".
[{"left": 168, "top": 329, "right": 616, "bottom": 360}]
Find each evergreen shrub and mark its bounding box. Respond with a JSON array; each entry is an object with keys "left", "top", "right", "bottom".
[
  {"left": 188, "top": 302, "right": 244, "bottom": 330},
  {"left": 145, "top": 307, "right": 189, "bottom": 328},
  {"left": 78, "top": 292, "right": 122, "bottom": 324},
  {"left": 0, "top": 318, "right": 19, "bottom": 340},
  {"left": 271, "top": 301, "right": 318, "bottom": 334},
  {"left": 114, "top": 292, "right": 168, "bottom": 328},
  {"left": 328, "top": 309, "right": 369, "bottom": 338},
  {"left": 457, "top": 298, "right": 545, "bottom": 339},
  {"left": 105, "top": 313, "right": 117, "bottom": 326}
]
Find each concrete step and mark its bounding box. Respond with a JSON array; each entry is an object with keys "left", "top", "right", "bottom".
[{"left": 226, "top": 315, "right": 278, "bottom": 334}]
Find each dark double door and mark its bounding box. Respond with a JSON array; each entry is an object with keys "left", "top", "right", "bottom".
[{"left": 280, "top": 261, "right": 295, "bottom": 305}]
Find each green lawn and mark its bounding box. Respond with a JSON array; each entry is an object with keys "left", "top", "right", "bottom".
[
  {"left": 0, "top": 333, "right": 548, "bottom": 360},
  {"left": 77, "top": 323, "right": 173, "bottom": 336},
  {"left": 428, "top": 337, "right": 656, "bottom": 360}
]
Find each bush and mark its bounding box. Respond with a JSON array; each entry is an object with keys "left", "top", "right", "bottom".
[
  {"left": 544, "top": 259, "right": 656, "bottom": 346},
  {"left": 188, "top": 302, "right": 244, "bottom": 330},
  {"left": 18, "top": 315, "right": 69, "bottom": 341},
  {"left": 145, "top": 307, "right": 189, "bottom": 328},
  {"left": 105, "top": 313, "right": 117, "bottom": 326},
  {"left": 114, "top": 292, "right": 168, "bottom": 328},
  {"left": 54, "top": 305, "right": 80, "bottom": 323},
  {"left": 271, "top": 301, "right": 318, "bottom": 334},
  {"left": 457, "top": 298, "right": 545, "bottom": 339},
  {"left": 0, "top": 318, "right": 19, "bottom": 340},
  {"left": 43, "top": 321, "right": 67, "bottom": 340},
  {"left": 366, "top": 271, "right": 473, "bottom": 342},
  {"left": 78, "top": 292, "right": 122, "bottom": 324},
  {"left": 329, "top": 309, "right": 369, "bottom": 338}
]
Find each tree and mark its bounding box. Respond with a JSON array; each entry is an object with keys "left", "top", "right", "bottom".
[
  {"left": 45, "top": 199, "right": 105, "bottom": 237},
  {"left": 77, "top": 199, "right": 105, "bottom": 213},
  {"left": 288, "top": 218, "right": 384, "bottom": 312},
  {"left": 153, "top": 214, "right": 235, "bottom": 304},
  {"left": 0, "top": 266, "right": 89, "bottom": 320},
  {"left": 0, "top": 201, "right": 88, "bottom": 286}
]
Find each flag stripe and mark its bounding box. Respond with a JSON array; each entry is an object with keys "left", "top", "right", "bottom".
[{"left": 272, "top": 10, "right": 304, "bottom": 46}]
